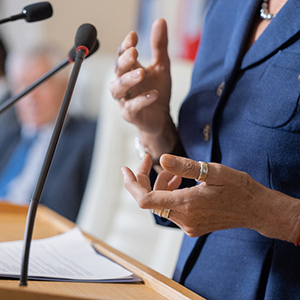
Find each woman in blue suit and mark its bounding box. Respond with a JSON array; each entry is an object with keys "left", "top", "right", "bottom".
[{"left": 110, "top": 0, "right": 300, "bottom": 298}]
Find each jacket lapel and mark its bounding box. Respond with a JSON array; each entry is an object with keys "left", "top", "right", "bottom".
[
  {"left": 223, "top": 0, "right": 261, "bottom": 80},
  {"left": 242, "top": 0, "right": 300, "bottom": 69}
]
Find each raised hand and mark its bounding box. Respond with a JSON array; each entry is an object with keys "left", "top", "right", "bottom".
[{"left": 110, "top": 19, "right": 178, "bottom": 157}]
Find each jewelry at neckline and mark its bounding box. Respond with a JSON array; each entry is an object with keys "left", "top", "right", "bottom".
[{"left": 260, "top": 0, "right": 276, "bottom": 20}]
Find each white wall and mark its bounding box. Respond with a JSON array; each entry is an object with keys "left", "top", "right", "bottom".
[{"left": 0, "top": 0, "right": 138, "bottom": 55}]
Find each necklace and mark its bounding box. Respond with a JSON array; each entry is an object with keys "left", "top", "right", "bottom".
[{"left": 260, "top": 0, "right": 276, "bottom": 20}]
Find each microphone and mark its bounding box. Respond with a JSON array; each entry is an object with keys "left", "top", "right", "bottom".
[
  {"left": 0, "top": 39, "right": 99, "bottom": 115},
  {"left": 0, "top": 2, "right": 53, "bottom": 25},
  {"left": 19, "top": 23, "right": 98, "bottom": 286}
]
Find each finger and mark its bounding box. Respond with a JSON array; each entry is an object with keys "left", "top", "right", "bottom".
[
  {"left": 160, "top": 154, "right": 244, "bottom": 186},
  {"left": 121, "top": 166, "right": 150, "bottom": 199},
  {"left": 150, "top": 18, "right": 170, "bottom": 68},
  {"left": 154, "top": 171, "right": 181, "bottom": 191},
  {"left": 136, "top": 153, "right": 153, "bottom": 175},
  {"left": 136, "top": 154, "right": 153, "bottom": 191},
  {"left": 110, "top": 68, "right": 145, "bottom": 100},
  {"left": 115, "top": 47, "right": 139, "bottom": 77},
  {"left": 122, "top": 162, "right": 185, "bottom": 210},
  {"left": 160, "top": 154, "right": 201, "bottom": 180},
  {"left": 118, "top": 31, "right": 138, "bottom": 56},
  {"left": 122, "top": 90, "right": 158, "bottom": 111},
  {"left": 168, "top": 175, "right": 182, "bottom": 191},
  {"left": 154, "top": 171, "right": 174, "bottom": 190}
]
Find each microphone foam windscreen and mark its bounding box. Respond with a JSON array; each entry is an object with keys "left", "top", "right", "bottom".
[
  {"left": 68, "top": 39, "right": 100, "bottom": 62},
  {"left": 23, "top": 2, "right": 53, "bottom": 22},
  {"left": 75, "top": 24, "right": 97, "bottom": 52}
]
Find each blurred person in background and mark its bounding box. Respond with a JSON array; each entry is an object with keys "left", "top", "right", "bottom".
[
  {"left": 0, "top": 37, "right": 18, "bottom": 128},
  {"left": 0, "top": 47, "right": 97, "bottom": 221}
]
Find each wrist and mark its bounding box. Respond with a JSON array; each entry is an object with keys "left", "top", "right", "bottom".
[
  {"left": 138, "top": 117, "right": 179, "bottom": 159},
  {"left": 251, "top": 184, "right": 300, "bottom": 244}
]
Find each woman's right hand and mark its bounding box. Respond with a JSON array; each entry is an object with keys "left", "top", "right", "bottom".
[{"left": 110, "top": 19, "right": 178, "bottom": 157}]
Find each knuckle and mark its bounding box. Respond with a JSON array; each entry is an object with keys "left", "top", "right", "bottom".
[
  {"left": 123, "top": 180, "right": 131, "bottom": 191},
  {"left": 181, "top": 202, "right": 192, "bottom": 215},
  {"left": 187, "top": 231, "right": 197, "bottom": 238},
  {"left": 109, "top": 82, "right": 116, "bottom": 96},
  {"left": 121, "top": 110, "right": 132, "bottom": 123},
  {"left": 242, "top": 172, "right": 252, "bottom": 187},
  {"left": 183, "top": 160, "right": 197, "bottom": 176},
  {"left": 124, "top": 47, "right": 136, "bottom": 63},
  {"left": 185, "top": 228, "right": 196, "bottom": 237},
  {"left": 214, "top": 163, "right": 223, "bottom": 175},
  {"left": 138, "top": 196, "right": 150, "bottom": 209}
]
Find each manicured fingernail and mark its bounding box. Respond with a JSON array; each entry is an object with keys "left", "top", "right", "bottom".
[
  {"left": 131, "top": 69, "right": 141, "bottom": 79},
  {"left": 114, "top": 59, "right": 118, "bottom": 72},
  {"left": 146, "top": 91, "right": 157, "bottom": 101},
  {"left": 117, "top": 46, "right": 122, "bottom": 56}
]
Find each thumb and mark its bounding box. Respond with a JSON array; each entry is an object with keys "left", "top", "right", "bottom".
[{"left": 150, "top": 18, "right": 170, "bottom": 67}]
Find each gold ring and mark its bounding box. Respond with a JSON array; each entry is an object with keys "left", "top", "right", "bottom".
[
  {"left": 152, "top": 209, "right": 171, "bottom": 219},
  {"left": 161, "top": 209, "right": 170, "bottom": 219},
  {"left": 196, "top": 161, "right": 208, "bottom": 182}
]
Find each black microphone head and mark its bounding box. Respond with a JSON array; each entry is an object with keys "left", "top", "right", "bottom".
[
  {"left": 68, "top": 46, "right": 76, "bottom": 62},
  {"left": 22, "top": 2, "right": 53, "bottom": 23},
  {"left": 89, "top": 39, "right": 100, "bottom": 56},
  {"left": 68, "top": 39, "right": 100, "bottom": 62},
  {"left": 75, "top": 23, "right": 97, "bottom": 54}
]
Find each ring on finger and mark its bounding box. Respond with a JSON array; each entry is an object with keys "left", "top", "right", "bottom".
[
  {"left": 196, "top": 161, "right": 208, "bottom": 182},
  {"left": 151, "top": 209, "right": 171, "bottom": 219}
]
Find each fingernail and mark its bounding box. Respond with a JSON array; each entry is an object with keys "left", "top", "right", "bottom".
[
  {"left": 162, "top": 155, "right": 175, "bottom": 168},
  {"left": 146, "top": 91, "right": 157, "bottom": 101},
  {"left": 131, "top": 69, "right": 141, "bottom": 80},
  {"left": 114, "top": 59, "right": 118, "bottom": 72},
  {"left": 121, "top": 167, "right": 125, "bottom": 176},
  {"left": 117, "top": 46, "right": 122, "bottom": 56}
]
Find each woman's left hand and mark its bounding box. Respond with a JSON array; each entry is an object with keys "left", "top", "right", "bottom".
[{"left": 121, "top": 154, "right": 300, "bottom": 242}]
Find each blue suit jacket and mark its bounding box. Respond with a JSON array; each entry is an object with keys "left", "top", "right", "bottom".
[
  {"left": 0, "top": 117, "right": 96, "bottom": 222},
  {"left": 156, "top": 0, "right": 300, "bottom": 299}
]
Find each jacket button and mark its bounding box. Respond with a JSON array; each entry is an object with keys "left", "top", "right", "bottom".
[
  {"left": 216, "top": 81, "right": 225, "bottom": 97},
  {"left": 203, "top": 124, "right": 211, "bottom": 141}
]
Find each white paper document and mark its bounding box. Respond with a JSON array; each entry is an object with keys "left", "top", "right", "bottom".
[{"left": 0, "top": 227, "right": 141, "bottom": 282}]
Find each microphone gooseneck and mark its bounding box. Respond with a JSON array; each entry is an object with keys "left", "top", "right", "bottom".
[
  {"left": 0, "top": 2, "right": 53, "bottom": 25},
  {"left": 19, "top": 23, "right": 98, "bottom": 286}
]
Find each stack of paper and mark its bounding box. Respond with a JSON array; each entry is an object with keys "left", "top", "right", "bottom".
[{"left": 0, "top": 227, "right": 141, "bottom": 283}]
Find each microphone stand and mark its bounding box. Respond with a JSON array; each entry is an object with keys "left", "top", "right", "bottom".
[
  {"left": 0, "top": 13, "right": 24, "bottom": 24},
  {"left": 19, "top": 48, "right": 87, "bottom": 286},
  {"left": 0, "top": 58, "right": 70, "bottom": 115}
]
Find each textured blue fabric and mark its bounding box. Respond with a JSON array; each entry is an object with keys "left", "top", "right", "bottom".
[{"left": 156, "top": 0, "right": 300, "bottom": 299}]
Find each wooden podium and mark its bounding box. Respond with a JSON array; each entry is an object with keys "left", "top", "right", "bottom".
[{"left": 0, "top": 202, "right": 205, "bottom": 300}]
